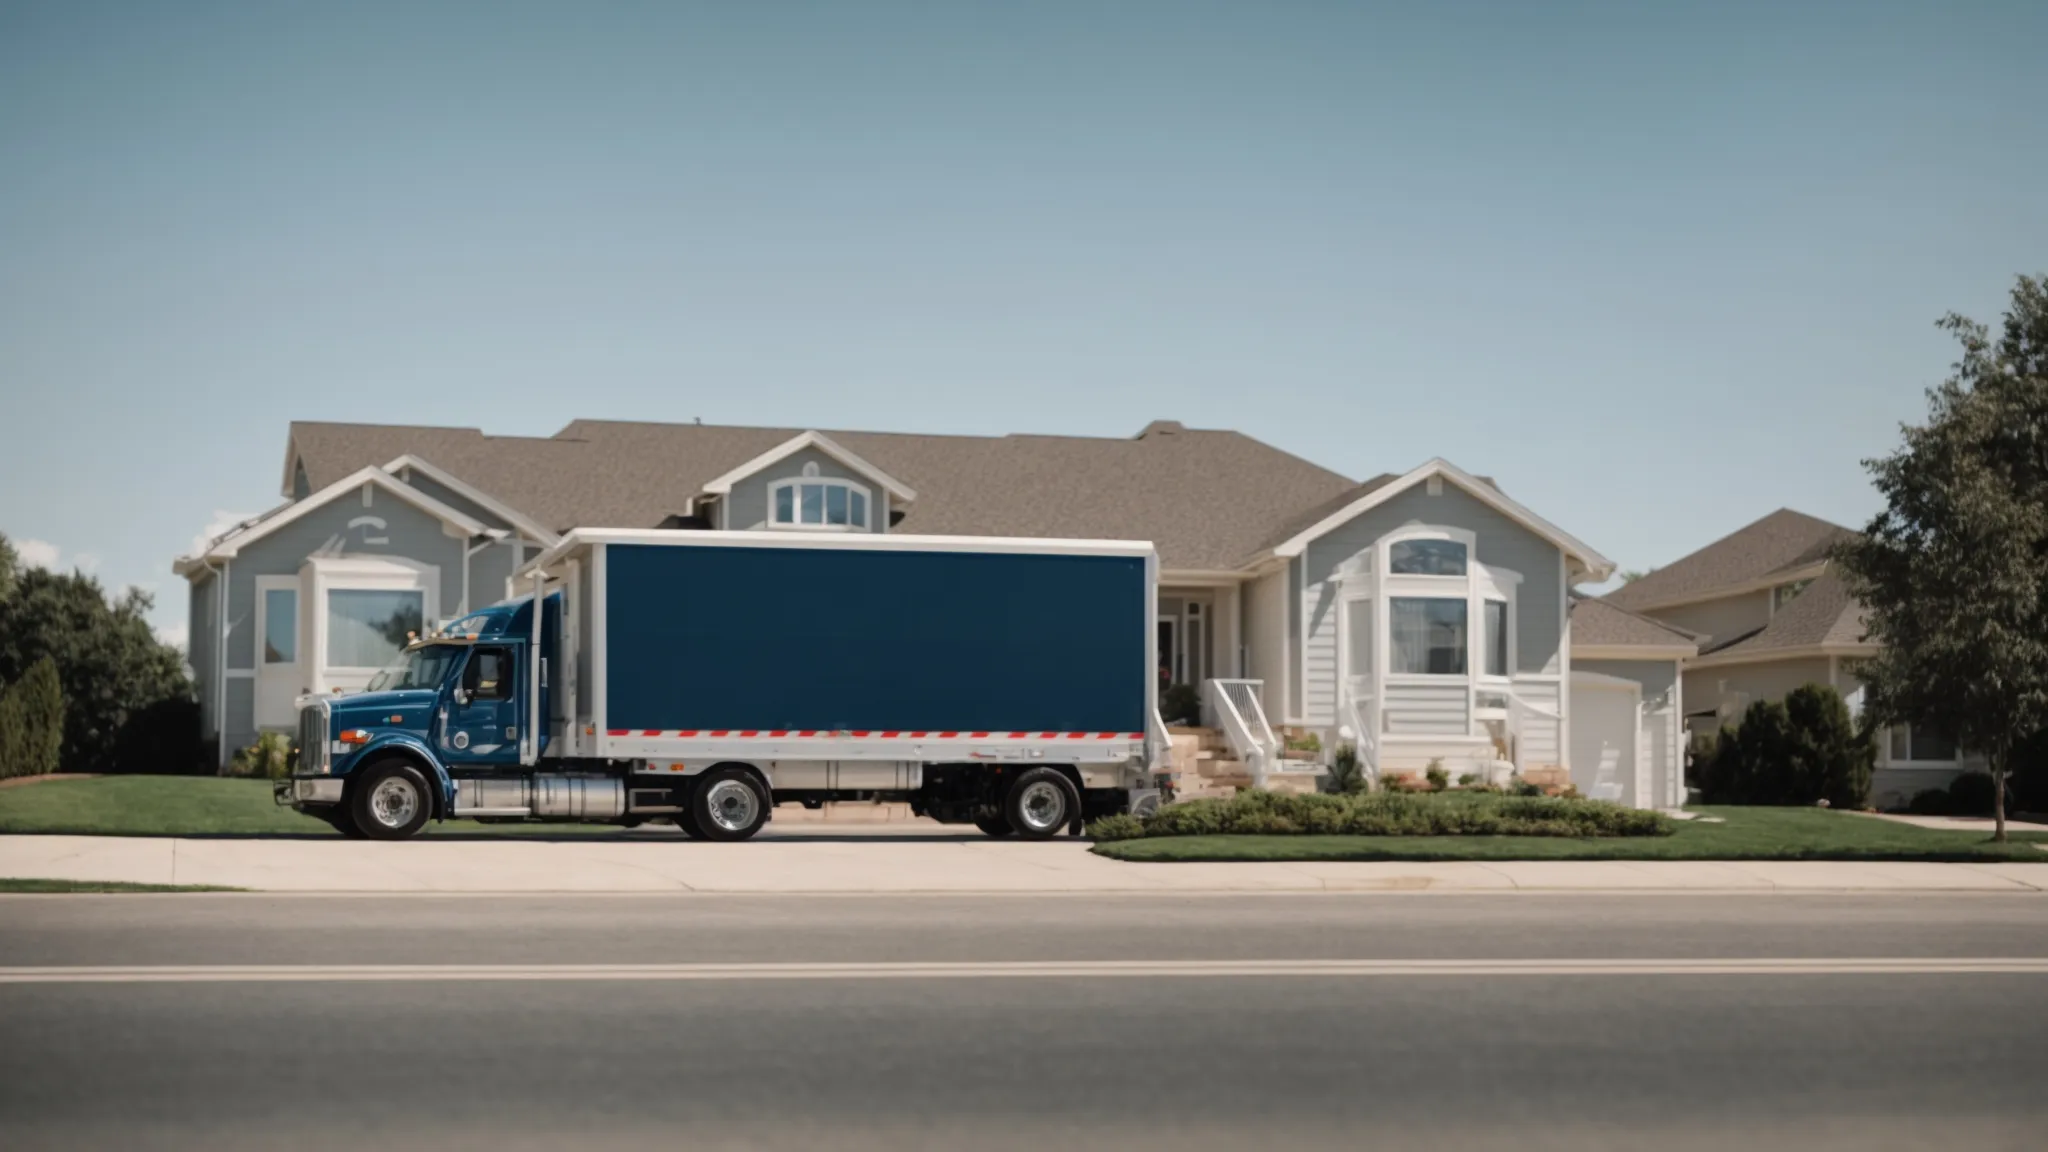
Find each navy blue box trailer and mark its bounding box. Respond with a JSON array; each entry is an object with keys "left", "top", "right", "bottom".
[{"left": 280, "top": 529, "right": 1166, "bottom": 841}]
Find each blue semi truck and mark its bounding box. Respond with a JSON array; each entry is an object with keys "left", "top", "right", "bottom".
[{"left": 280, "top": 530, "right": 1167, "bottom": 840}]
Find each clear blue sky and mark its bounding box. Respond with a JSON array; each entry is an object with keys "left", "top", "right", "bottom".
[{"left": 2, "top": 0, "right": 2042, "bottom": 642}]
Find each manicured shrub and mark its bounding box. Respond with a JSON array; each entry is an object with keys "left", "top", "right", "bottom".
[
  {"left": 1322, "top": 743, "right": 1367, "bottom": 795},
  {"left": 1696, "top": 684, "right": 1874, "bottom": 807},
  {"left": 1907, "top": 788, "right": 1952, "bottom": 815},
  {"left": 228, "top": 731, "right": 295, "bottom": 780},
  {"left": 1424, "top": 760, "right": 1449, "bottom": 792},
  {"left": 1086, "top": 813, "right": 1147, "bottom": 842},
  {"left": 1945, "top": 772, "right": 2001, "bottom": 816},
  {"left": 0, "top": 657, "right": 64, "bottom": 779},
  {"left": 1123, "top": 788, "right": 1671, "bottom": 841}
]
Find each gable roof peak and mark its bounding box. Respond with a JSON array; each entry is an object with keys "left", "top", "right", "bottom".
[{"left": 1604, "top": 507, "right": 1857, "bottom": 611}]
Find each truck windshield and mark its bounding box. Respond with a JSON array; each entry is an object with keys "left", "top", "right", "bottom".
[{"left": 366, "top": 644, "right": 464, "bottom": 692}]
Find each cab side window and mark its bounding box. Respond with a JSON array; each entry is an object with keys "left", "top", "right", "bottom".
[{"left": 464, "top": 648, "right": 513, "bottom": 700}]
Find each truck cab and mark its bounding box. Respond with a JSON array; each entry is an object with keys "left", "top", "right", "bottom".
[{"left": 280, "top": 595, "right": 562, "bottom": 837}]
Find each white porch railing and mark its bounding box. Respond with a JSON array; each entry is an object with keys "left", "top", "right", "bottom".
[
  {"left": 1202, "top": 678, "right": 1278, "bottom": 789},
  {"left": 1340, "top": 674, "right": 1380, "bottom": 787}
]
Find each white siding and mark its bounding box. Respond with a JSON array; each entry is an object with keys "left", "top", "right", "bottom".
[
  {"left": 1244, "top": 567, "right": 1290, "bottom": 723},
  {"left": 1384, "top": 681, "right": 1469, "bottom": 736},
  {"left": 1514, "top": 678, "right": 1561, "bottom": 766}
]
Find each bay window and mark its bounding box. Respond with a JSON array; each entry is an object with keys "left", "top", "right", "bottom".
[
  {"left": 1390, "top": 598, "right": 1467, "bottom": 675},
  {"left": 327, "top": 589, "right": 424, "bottom": 670}
]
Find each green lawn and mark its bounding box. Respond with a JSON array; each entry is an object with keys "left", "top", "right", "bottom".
[
  {"left": 0, "top": 776, "right": 633, "bottom": 837},
  {"left": 0, "top": 878, "right": 241, "bottom": 893},
  {"left": 1094, "top": 806, "right": 2048, "bottom": 863}
]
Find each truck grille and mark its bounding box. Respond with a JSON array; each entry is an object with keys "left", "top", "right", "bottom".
[{"left": 297, "top": 702, "right": 329, "bottom": 774}]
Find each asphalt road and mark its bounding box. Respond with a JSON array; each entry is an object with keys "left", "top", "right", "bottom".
[{"left": 3, "top": 893, "right": 2046, "bottom": 1151}]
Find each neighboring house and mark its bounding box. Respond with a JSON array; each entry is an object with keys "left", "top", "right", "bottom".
[
  {"left": 177, "top": 418, "right": 1689, "bottom": 807},
  {"left": 1602, "top": 508, "right": 1976, "bottom": 807}
]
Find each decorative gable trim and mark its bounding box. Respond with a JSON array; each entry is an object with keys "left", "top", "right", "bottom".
[
  {"left": 1263, "top": 458, "right": 1615, "bottom": 581},
  {"left": 176, "top": 467, "right": 491, "bottom": 575},
  {"left": 699, "top": 431, "right": 917, "bottom": 502}
]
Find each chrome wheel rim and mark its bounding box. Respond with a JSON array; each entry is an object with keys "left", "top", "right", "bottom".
[
  {"left": 704, "top": 779, "right": 760, "bottom": 833},
  {"left": 1017, "top": 780, "right": 1066, "bottom": 833},
  {"left": 369, "top": 777, "right": 420, "bottom": 828}
]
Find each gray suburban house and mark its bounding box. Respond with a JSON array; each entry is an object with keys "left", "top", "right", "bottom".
[
  {"left": 1603, "top": 508, "right": 1980, "bottom": 808},
  {"left": 178, "top": 418, "right": 1695, "bottom": 807}
]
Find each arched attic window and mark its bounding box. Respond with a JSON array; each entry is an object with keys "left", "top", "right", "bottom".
[{"left": 769, "top": 462, "right": 872, "bottom": 530}]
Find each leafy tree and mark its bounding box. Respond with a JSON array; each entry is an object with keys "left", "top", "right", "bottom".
[
  {"left": 1835, "top": 275, "right": 2048, "bottom": 841},
  {"left": 1619, "top": 569, "right": 1648, "bottom": 583},
  {"left": 0, "top": 535, "right": 196, "bottom": 773}
]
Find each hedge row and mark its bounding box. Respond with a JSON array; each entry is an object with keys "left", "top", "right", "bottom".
[{"left": 1089, "top": 788, "right": 1672, "bottom": 842}]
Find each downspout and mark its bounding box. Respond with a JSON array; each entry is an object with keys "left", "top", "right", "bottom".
[{"left": 201, "top": 558, "right": 229, "bottom": 773}]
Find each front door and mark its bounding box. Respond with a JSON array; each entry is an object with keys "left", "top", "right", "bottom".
[
  {"left": 446, "top": 645, "right": 520, "bottom": 763},
  {"left": 1156, "top": 617, "right": 1180, "bottom": 687}
]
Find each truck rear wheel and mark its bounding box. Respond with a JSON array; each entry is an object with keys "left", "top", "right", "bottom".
[
  {"left": 973, "top": 812, "right": 1013, "bottom": 838},
  {"left": 350, "top": 760, "right": 433, "bottom": 841},
  {"left": 1003, "top": 768, "right": 1078, "bottom": 841},
  {"left": 690, "top": 767, "right": 768, "bottom": 841}
]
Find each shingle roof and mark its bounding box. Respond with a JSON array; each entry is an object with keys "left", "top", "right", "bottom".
[
  {"left": 1569, "top": 597, "right": 1701, "bottom": 652},
  {"left": 1603, "top": 508, "right": 1854, "bottom": 610},
  {"left": 287, "top": 418, "right": 1361, "bottom": 571},
  {"left": 1695, "top": 570, "right": 1872, "bottom": 658}
]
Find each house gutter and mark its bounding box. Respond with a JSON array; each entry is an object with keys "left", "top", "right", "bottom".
[{"left": 198, "top": 557, "right": 229, "bottom": 772}]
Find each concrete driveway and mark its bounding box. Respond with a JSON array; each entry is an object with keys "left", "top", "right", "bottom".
[{"left": 5, "top": 824, "right": 2048, "bottom": 894}]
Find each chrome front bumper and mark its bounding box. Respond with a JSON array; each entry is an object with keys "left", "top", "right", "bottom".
[{"left": 275, "top": 777, "right": 345, "bottom": 807}]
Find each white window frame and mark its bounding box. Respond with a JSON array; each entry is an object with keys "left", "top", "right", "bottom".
[
  {"left": 1880, "top": 722, "right": 1961, "bottom": 768},
  {"left": 305, "top": 556, "right": 439, "bottom": 695},
  {"left": 767, "top": 465, "right": 873, "bottom": 533},
  {"left": 1379, "top": 526, "right": 1480, "bottom": 686}
]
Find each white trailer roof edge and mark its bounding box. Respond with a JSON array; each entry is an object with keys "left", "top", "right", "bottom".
[{"left": 521, "top": 528, "right": 1158, "bottom": 577}]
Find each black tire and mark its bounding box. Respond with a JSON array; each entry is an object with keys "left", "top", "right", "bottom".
[
  {"left": 349, "top": 759, "right": 433, "bottom": 841},
  {"left": 320, "top": 808, "right": 368, "bottom": 839},
  {"left": 973, "top": 812, "right": 1014, "bottom": 838},
  {"left": 1003, "top": 767, "right": 1079, "bottom": 841},
  {"left": 673, "top": 805, "right": 707, "bottom": 840},
  {"left": 688, "top": 767, "right": 769, "bottom": 842}
]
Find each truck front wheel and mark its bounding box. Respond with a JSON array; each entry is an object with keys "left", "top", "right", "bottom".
[
  {"left": 1004, "top": 768, "right": 1079, "bottom": 841},
  {"left": 350, "top": 760, "right": 433, "bottom": 841},
  {"left": 690, "top": 767, "right": 768, "bottom": 841}
]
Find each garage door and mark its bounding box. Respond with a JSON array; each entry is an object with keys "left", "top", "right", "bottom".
[{"left": 1569, "top": 672, "right": 1642, "bottom": 808}]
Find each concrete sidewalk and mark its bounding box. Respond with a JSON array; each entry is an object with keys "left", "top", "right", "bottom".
[{"left": 4, "top": 830, "right": 2048, "bottom": 893}]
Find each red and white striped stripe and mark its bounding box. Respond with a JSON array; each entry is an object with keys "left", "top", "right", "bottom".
[{"left": 604, "top": 729, "right": 1143, "bottom": 741}]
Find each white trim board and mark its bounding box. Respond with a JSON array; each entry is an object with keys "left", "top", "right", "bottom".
[
  {"left": 523, "top": 527, "right": 1154, "bottom": 576},
  {"left": 1686, "top": 642, "right": 1881, "bottom": 670},
  {"left": 1263, "top": 458, "right": 1616, "bottom": 583},
  {"left": 698, "top": 431, "right": 918, "bottom": 503}
]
